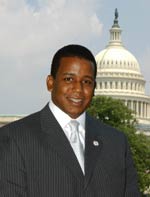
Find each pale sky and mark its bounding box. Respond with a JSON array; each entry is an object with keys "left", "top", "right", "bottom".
[{"left": 0, "top": 0, "right": 150, "bottom": 115}]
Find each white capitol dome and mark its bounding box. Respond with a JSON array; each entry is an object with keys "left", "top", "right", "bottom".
[
  {"left": 95, "top": 9, "right": 150, "bottom": 127},
  {"left": 96, "top": 46, "right": 142, "bottom": 74}
]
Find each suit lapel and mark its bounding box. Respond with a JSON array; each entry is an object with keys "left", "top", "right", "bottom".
[
  {"left": 40, "top": 104, "right": 84, "bottom": 182},
  {"left": 84, "top": 114, "right": 103, "bottom": 188}
]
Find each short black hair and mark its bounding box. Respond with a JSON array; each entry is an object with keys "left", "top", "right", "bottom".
[{"left": 50, "top": 44, "right": 97, "bottom": 79}]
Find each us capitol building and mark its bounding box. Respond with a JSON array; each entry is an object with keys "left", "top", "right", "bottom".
[
  {"left": 0, "top": 10, "right": 150, "bottom": 133},
  {"left": 95, "top": 9, "right": 150, "bottom": 132}
]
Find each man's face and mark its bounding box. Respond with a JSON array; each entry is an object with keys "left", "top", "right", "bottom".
[{"left": 47, "top": 57, "right": 95, "bottom": 119}]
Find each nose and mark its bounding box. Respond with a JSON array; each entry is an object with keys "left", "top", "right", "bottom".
[{"left": 73, "top": 81, "right": 83, "bottom": 92}]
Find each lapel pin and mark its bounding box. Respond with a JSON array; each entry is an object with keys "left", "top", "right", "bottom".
[{"left": 93, "top": 140, "right": 99, "bottom": 146}]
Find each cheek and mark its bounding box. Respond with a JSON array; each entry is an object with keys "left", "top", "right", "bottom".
[
  {"left": 53, "top": 84, "right": 69, "bottom": 98},
  {"left": 84, "top": 88, "right": 94, "bottom": 97}
]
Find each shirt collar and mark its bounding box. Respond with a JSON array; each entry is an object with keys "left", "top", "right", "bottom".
[{"left": 49, "top": 100, "right": 85, "bottom": 129}]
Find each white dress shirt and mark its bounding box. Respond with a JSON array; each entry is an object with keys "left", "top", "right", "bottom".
[
  {"left": 49, "top": 100, "right": 85, "bottom": 150},
  {"left": 49, "top": 100, "right": 85, "bottom": 172}
]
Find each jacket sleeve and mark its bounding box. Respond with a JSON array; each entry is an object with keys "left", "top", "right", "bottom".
[
  {"left": 0, "top": 128, "right": 28, "bottom": 197},
  {"left": 124, "top": 137, "right": 141, "bottom": 197}
]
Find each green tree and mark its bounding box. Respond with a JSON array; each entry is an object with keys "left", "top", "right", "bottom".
[{"left": 88, "top": 96, "right": 150, "bottom": 194}]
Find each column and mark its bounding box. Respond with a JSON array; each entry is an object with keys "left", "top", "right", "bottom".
[
  {"left": 136, "top": 101, "right": 139, "bottom": 117},
  {"left": 102, "top": 82, "right": 105, "bottom": 89},
  {"left": 131, "top": 100, "right": 134, "bottom": 111},
  {"left": 144, "top": 102, "right": 146, "bottom": 118},
  {"left": 124, "top": 100, "right": 128, "bottom": 107},
  {"left": 133, "top": 101, "right": 136, "bottom": 113},
  {"left": 139, "top": 101, "right": 141, "bottom": 117},
  {"left": 146, "top": 103, "right": 149, "bottom": 118},
  {"left": 141, "top": 102, "right": 143, "bottom": 118}
]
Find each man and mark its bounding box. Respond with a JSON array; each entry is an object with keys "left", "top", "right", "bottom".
[{"left": 0, "top": 44, "right": 140, "bottom": 196}]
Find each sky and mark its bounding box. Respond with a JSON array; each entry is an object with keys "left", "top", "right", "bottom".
[{"left": 0, "top": 0, "right": 150, "bottom": 115}]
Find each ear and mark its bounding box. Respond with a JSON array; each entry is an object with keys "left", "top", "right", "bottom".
[{"left": 46, "top": 75, "right": 54, "bottom": 92}]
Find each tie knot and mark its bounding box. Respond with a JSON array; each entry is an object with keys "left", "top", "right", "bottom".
[
  {"left": 69, "top": 120, "right": 79, "bottom": 143},
  {"left": 69, "top": 120, "right": 79, "bottom": 131}
]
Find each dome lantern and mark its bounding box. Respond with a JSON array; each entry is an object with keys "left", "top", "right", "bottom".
[{"left": 109, "top": 8, "right": 122, "bottom": 47}]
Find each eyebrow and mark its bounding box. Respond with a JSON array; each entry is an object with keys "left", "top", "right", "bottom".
[
  {"left": 63, "top": 72, "right": 94, "bottom": 80},
  {"left": 63, "top": 72, "right": 74, "bottom": 76}
]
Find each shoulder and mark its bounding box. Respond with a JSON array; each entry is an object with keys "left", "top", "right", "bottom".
[
  {"left": 0, "top": 103, "right": 50, "bottom": 133},
  {"left": 0, "top": 105, "right": 50, "bottom": 155},
  {"left": 0, "top": 103, "right": 52, "bottom": 142},
  {"left": 0, "top": 104, "right": 50, "bottom": 139},
  {"left": 0, "top": 104, "right": 52, "bottom": 158},
  {"left": 0, "top": 111, "right": 39, "bottom": 134}
]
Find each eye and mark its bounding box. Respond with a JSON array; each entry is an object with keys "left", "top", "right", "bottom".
[
  {"left": 64, "top": 77, "right": 73, "bottom": 82},
  {"left": 82, "top": 79, "right": 93, "bottom": 85}
]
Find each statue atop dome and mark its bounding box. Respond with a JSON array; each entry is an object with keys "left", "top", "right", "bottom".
[
  {"left": 113, "top": 8, "right": 119, "bottom": 27},
  {"left": 115, "top": 8, "right": 118, "bottom": 20}
]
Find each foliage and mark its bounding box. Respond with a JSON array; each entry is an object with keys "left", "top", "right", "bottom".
[
  {"left": 87, "top": 96, "right": 150, "bottom": 193},
  {"left": 88, "top": 96, "right": 136, "bottom": 128}
]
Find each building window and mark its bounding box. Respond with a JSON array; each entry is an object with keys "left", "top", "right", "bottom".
[
  {"left": 110, "top": 82, "right": 112, "bottom": 89},
  {"left": 100, "top": 82, "right": 102, "bottom": 89},
  {"left": 115, "top": 82, "right": 118, "bottom": 89},
  {"left": 127, "top": 100, "right": 131, "bottom": 109},
  {"left": 121, "top": 82, "right": 123, "bottom": 89}
]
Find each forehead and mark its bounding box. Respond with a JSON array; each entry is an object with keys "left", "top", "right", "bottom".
[{"left": 58, "top": 56, "right": 95, "bottom": 75}]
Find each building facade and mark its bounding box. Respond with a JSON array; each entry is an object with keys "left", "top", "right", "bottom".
[{"left": 95, "top": 9, "right": 150, "bottom": 129}]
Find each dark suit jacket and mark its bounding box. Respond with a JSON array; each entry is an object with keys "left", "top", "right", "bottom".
[{"left": 0, "top": 104, "right": 140, "bottom": 197}]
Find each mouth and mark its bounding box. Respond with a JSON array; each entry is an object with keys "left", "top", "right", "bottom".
[{"left": 68, "top": 97, "right": 83, "bottom": 105}]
